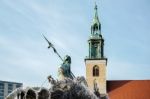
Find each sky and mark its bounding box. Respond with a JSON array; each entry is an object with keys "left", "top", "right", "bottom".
[{"left": 0, "top": 0, "right": 150, "bottom": 87}]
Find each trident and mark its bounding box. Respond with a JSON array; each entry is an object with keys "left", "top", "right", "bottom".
[{"left": 42, "top": 34, "right": 75, "bottom": 78}]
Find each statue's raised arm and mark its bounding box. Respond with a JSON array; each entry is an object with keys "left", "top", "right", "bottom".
[{"left": 43, "top": 34, "right": 75, "bottom": 80}]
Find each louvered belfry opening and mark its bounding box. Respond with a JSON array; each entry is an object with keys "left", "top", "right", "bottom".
[{"left": 93, "top": 65, "right": 99, "bottom": 76}]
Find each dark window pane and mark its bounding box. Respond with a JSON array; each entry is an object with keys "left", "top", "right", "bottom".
[
  {"left": 0, "top": 97, "right": 4, "bottom": 99},
  {"left": 93, "top": 65, "right": 99, "bottom": 77},
  {"left": 8, "top": 90, "right": 12, "bottom": 94},
  {"left": 0, "top": 90, "right": 4, "bottom": 93},
  {"left": 0, "top": 83, "right": 4, "bottom": 89},
  {"left": 16, "top": 84, "right": 22, "bottom": 88},
  {"left": 0, "top": 93, "right": 3, "bottom": 96},
  {"left": 8, "top": 84, "right": 13, "bottom": 90}
]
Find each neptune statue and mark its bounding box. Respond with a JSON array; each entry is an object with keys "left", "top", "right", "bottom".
[
  {"left": 43, "top": 34, "right": 75, "bottom": 80},
  {"left": 5, "top": 35, "right": 104, "bottom": 99},
  {"left": 58, "top": 55, "right": 74, "bottom": 80}
]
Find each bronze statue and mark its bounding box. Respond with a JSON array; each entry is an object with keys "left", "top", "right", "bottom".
[
  {"left": 58, "top": 55, "right": 74, "bottom": 80},
  {"left": 43, "top": 34, "right": 75, "bottom": 80}
]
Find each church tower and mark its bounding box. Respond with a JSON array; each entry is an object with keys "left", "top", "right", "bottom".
[{"left": 85, "top": 3, "right": 107, "bottom": 97}]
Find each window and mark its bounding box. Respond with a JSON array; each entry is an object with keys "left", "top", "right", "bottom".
[
  {"left": 0, "top": 90, "right": 4, "bottom": 93},
  {"left": 16, "top": 84, "right": 22, "bottom": 88},
  {"left": 0, "top": 83, "right": 4, "bottom": 89},
  {"left": 93, "top": 24, "right": 98, "bottom": 31},
  {"left": 8, "top": 84, "right": 13, "bottom": 92},
  {"left": 93, "top": 65, "right": 99, "bottom": 76},
  {"left": 0, "top": 97, "right": 4, "bottom": 99},
  {"left": 8, "top": 90, "right": 12, "bottom": 94},
  {"left": 8, "top": 84, "right": 13, "bottom": 90},
  {"left": 0, "top": 93, "right": 3, "bottom": 96}
]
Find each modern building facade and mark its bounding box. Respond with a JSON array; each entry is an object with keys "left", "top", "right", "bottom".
[{"left": 0, "top": 80, "right": 22, "bottom": 99}]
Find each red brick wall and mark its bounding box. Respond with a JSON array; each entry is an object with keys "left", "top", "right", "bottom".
[{"left": 107, "top": 80, "right": 150, "bottom": 99}]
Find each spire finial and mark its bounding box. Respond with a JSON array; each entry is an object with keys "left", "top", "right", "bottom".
[
  {"left": 91, "top": 2, "right": 101, "bottom": 35},
  {"left": 94, "top": 2, "right": 98, "bottom": 19},
  {"left": 94, "top": 2, "right": 97, "bottom": 11}
]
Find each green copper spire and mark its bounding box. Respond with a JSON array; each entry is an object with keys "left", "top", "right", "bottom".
[
  {"left": 93, "top": 3, "right": 100, "bottom": 24},
  {"left": 87, "top": 3, "right": 104, "bottom": 59},
  {"left": 91, "top": 2, "right": 101, "bottom": 36}
]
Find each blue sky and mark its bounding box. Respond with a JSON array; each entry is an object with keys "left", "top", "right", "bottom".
[{"left": 0, "top": 0, "right": 150, "bottom": 87}]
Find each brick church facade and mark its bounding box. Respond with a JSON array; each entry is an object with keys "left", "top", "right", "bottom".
[{"left": 85, "top": 3, "right": 150, "bottom": 99}]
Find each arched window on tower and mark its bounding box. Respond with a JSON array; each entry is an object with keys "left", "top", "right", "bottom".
[
  {"left": 93, "top": 65, "right": 99, "bottom": 76},
  {"left": 93, "top": 24, "right": 98, "bottom": 32}
]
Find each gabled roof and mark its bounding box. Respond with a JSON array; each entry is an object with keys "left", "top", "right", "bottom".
[{"left": 107, "top": 80, "right": 150, "bottom": 99}]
